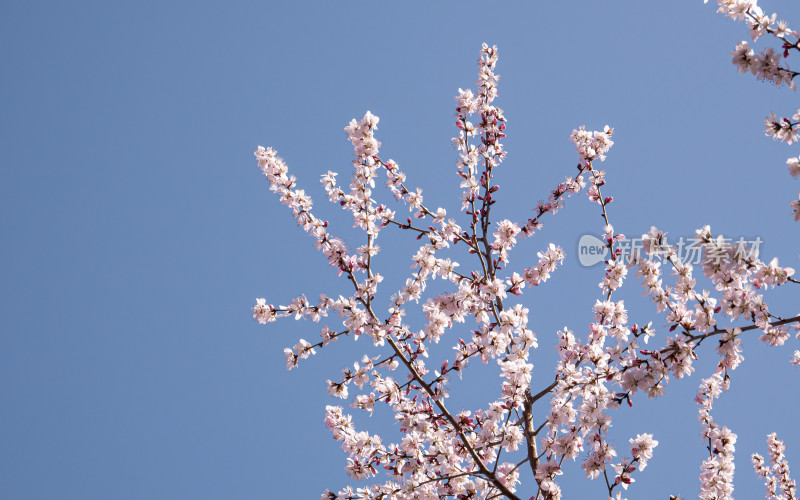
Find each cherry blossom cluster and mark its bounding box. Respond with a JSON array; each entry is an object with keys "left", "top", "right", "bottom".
[
  {"left": 708, "top": 0, "right": 800, "bottom": 220},
  {"left": 753, "top": 433, "right": 797, "bottom": 499},
  {"left": 696, "top": 374, "right": 737, "bottom": 500},
  {"left": 610, "top": 434, "right": 658, "bottom": 492},
  {"left": 730, "top": 41, "right": 796, "bottom": 89},
  {"left": 452, "top": 43, "right": 506, "bottom": 216},
  {"left": 632, "top": 225, "right": 797, "bottom": 355},
  {"left": 764, "top": 110, "right": 800, "bottom": 145},
  {"left": 569, "top": 126, "right": 614, "bottom": 166},
  {"left": 251, "top": 39, "right": 799, "bottom": 499}
]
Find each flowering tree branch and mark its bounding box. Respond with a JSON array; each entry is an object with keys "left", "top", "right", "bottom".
[
  {"left": 709, "top": 0, "right": 800, "bottom": 220},
  {"left": 250, "top": 4, "right": 800, "bottom": 496},
  {"left": 753, "top": 433, "right": 797, "bottom": 500}
]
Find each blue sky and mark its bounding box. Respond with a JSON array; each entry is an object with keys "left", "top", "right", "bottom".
[{"left": 2, "top": 1, "right": 800, "bottom": 498}]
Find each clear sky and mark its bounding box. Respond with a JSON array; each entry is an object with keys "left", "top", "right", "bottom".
[{"left": 2, "top": 1, "right": 800, "bottom": 498}]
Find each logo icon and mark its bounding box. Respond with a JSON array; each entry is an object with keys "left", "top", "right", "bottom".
[{"left": 578, "top": 234, "right": 608, "bottom": 267}]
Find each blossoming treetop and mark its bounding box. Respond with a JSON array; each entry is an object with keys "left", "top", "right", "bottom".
[{"left": 251, "top": 2, "right": 799, "bottom": 498}]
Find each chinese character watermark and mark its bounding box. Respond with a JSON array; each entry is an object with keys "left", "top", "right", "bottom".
[{"left": 577, "top": 234, "right": 763, "bottom": 267}]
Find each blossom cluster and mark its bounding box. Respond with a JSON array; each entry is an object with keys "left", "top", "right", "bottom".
[
  {"left": 696, "top": 374, "right": 737, "bottom": 500},
  {"left": 752, "top": 433, "right": 797, "bottom": 499},
  {"left": 633, "top": 225, "right": 797, "bottom": 356}
]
